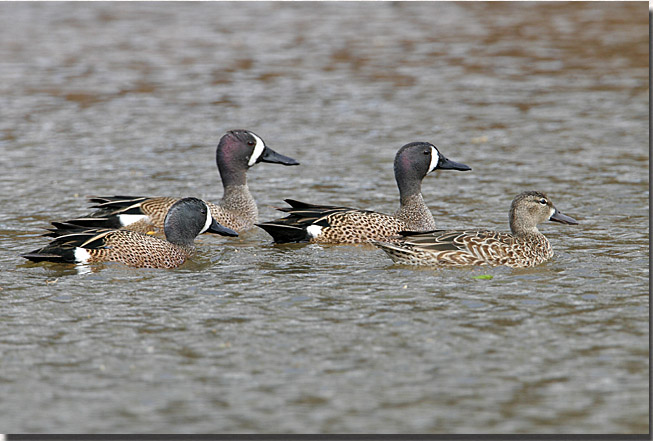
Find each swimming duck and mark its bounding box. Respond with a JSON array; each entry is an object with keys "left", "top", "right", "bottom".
[
  {"left": 373, "top": 191, "right": 578, "bottom": 268},
  {"left": 22, "top": 197, "right": 238, "bottom": 269},
  {"left": 64, "top": 130, "right": 299, "bottom": 234},
  {"left": 256, "top": 142, "right": 471, "bottom": 243}
]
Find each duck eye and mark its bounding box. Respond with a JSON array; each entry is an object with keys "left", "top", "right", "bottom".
[
  {"left": 247, "top": 140, "right": 255, "bottom": 146},
  {"left": 424, "top": 150, "right": 430, "bottom": 155},
  {"left": 539, "top": 198, "right": 547, "bottom": 205}
]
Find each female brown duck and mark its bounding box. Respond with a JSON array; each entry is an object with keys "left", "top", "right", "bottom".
[{"left": 373, "top": 191, "right": 578, "bottom": 268}]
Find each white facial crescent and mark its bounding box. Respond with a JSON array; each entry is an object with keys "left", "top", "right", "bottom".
[
  {"left": 199, "top": 202, "right": 213, "bottom": 234},
  {"left": 428, "top": 146, "right": 440, "bottom": 174},
  {"left": 248, "top": 133, "right": 266, "bottom": 167}
]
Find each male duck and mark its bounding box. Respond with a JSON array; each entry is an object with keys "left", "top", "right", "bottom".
[
  {"left": 22, "top": 197, "right": 238, "bottom": 269},
  {"left": 373, "top": 191, "right": 578, "bottom": 268},
  {"left": 256, "top": 142, "right": 471, "bottom": 243},
  {"left": 65, "top": 130, "right": 299, "bottom": 234}
]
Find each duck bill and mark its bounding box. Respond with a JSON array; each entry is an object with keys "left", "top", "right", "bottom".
[
  {"left": 549, "top": 209, "right": 578, "bottom": 225},
  {"left": 207, "top": 219, "right": 239, "bottom": 237},
  {"left": 259, "top": 146, "right": 300, "bottom": 166},
  {"left": 438, "top": 155, "right": 471, "bottom": 171}
]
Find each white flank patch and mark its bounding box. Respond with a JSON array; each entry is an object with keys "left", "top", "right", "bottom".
[
  {"left": 118, "top": 214, "right": 149, "bottom": 226},
  {"left": 247, "top": 133, "right": 266, "bottom": 166},
  {"left": 74, "top": 247, "right": 91, "bottom": 264},
  {"left": 306, "top": 225, "right": 323, "bottom": 239},
  {"left": 428, "top": 146, "right": 440, "bottom": 173},
  {"left": 199, "top": 203, "right": 213, "bottom": 234}
]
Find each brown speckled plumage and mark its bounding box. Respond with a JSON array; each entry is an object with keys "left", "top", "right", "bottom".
[
  {"left": 79, "top": 229, "right": 194, "bottom": 268},
  {"left": 393, "top": 193, "right": 437, "bottom": 231},
  {"left": 279, "top": 203, "right": 410, "bottom": 244},
  {"left": 88, "top": 192, "right": 257, "bottom": 235},
  {"left": 373, "top": 191, "right": 578, "bottom": 268},
  {"left": 257, "top": 142, "right": 470, "bottom": 244}
]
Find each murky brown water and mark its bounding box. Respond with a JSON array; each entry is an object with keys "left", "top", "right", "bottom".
[{"left": 0, "top": 2, "right": 648, "bottom": 434}]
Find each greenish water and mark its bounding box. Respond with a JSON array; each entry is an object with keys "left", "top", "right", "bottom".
[{"left": 0, "top": 2, "right": 648, "bottom": 434}]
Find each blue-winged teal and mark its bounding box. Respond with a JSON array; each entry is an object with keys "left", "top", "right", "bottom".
[
  {"left": 63, "top": 130, "right": 299, "bottom": 234},
  {"left": 256, "top": 142, "right": 471, "bottom": 243},
  {"left": 22, "top": 197, "right": 238, "bottom": 269},
  {"left": 373, "top": 191, "right": 578, "bottom": 268}
]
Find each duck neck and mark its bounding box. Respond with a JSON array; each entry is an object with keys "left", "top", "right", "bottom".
[
  {"left": 217, "top": 154, "right": 247, "bottom": 188},
  {"left": 221, "top": 184, "right": 258, "bottom": 219},
  {"left": 509, "top": 217, "right": 543, "bottom": 239},
  {"left": 217, "top": 149, "right": 257, "bottom": 216},
  {"left": 395, "top": 193, "right": 436, "bottom": 231},
  {"left": 396, "top": 169, "right": 423, "bottom": 205},
  {"left": 510, "top": 223, "right": 552, "bottom": 259}
]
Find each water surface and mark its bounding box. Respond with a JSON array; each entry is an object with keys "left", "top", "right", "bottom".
[{"left": 0, "top": 2, "right": 648, "bottom": 434}]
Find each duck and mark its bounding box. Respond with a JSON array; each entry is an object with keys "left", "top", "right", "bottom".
[
  {"left": 256, "top": 141, "right": 471, "bottom": 243},
  {"left": 372, "top": 191, "right": 578, "bottom": 268},
  {"left": 62, "top": 130, "right": 299, "bottom": 234},
  {"left": 22, "top": 197, "right": 238, "bottom": 269}
]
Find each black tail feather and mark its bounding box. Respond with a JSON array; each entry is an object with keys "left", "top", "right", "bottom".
[
  {"left": 87, "top": 196, "right": 149, "bottom": 214},
  {"left": 44, "top": 222, "right": 95, "bottom": 238},
  {"left": 88, "top": 195, "right": 147, "bottom": 205},
  {"left": 45, "top": 217, "right": 123, "bottom": 235},
  {"left": 256, "top": 223, "right": 311, "bottom": 243},
  {"left": 22, "top": 246, "right": 77, "bottom": 263},
  {"left": 24, "top": 226, "right": 110, "bottom": 263},
  {"left": 281, "top": 199, "right": 347, "bottom": 212}
]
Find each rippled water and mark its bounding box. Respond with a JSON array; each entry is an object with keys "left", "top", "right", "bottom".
[{"left": 0, "top": 2, "right": 648, "bottom": 434}]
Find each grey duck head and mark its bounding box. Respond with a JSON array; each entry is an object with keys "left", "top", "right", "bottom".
[
  {"left": 164, "top": 197, "right": 238, "bottom": 247},
  {"left": 509, "top": 191, "right": 578, "bottom": 235},
  {"left": 393, "top": 141, "right": 471, "bottom": 200},
  {"left": 216, "top": 130, "right": 300, "bottom": 186}
]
